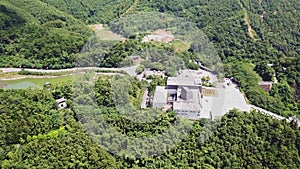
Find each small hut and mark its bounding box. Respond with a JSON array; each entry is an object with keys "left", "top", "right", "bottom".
[
  {"left": 44, "top": 82, "right": 51, "bottom": 89},
  {"left": 258, "top": 81, "right": 273, "bottom": 92},
  {"left": 56, "top": 97, "right": 67, "bottom": 109}
]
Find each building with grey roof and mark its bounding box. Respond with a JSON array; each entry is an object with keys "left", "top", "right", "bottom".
[
  {"left": 173, "top": 86, "right": 202, "bottom": 119},
  {"left": 152, "top": 77, "right": 204, "bottom": 120},
  {"left": 180, "top": 87, "right": 200, "bottom": 101},
  {"left": 167, "top": 77, "right": 202, "bottom": 87}
]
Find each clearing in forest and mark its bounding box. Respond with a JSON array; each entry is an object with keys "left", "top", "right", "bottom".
[
  {"left": 142, "top": 29, "right": 175, "bottom": 43},
  {"left": 90, "top": 24, "right": 126, "bottom": 41}
]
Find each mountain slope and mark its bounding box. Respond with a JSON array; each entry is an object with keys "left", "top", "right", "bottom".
[
  {"left": 40, "top": 0, "right": 135, "bottom": 24},
  {"left": 0, "top": 0, "right": 92, "bottom": 69}
]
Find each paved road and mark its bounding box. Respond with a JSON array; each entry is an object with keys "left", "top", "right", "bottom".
[
  {"left": 141, "top": 88, "right": 149, "bottom": 109},
  {"left": 0, "top": 65, "right": 139, "bottom": 76},
  {"left": 250, "top": 104, "right": 300, "bottom": 127}
]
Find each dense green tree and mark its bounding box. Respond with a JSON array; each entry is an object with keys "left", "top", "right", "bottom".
[{"left": 254, "top": 61, "right": 274, "bottom": 81}]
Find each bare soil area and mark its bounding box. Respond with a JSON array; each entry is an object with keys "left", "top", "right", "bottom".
[{"left": 142, "top": 29, "right": 175, "bottom": 43}]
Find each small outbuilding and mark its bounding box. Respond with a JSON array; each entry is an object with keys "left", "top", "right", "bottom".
[
  {"left": 56, "top": 97, "right": 67, "bottom": 109},
  {"left": 44, "top": 82, "right": 51, "bottom": 89},
  {"left": 258, "top": 81, "right": 273, "bottom": 92}
]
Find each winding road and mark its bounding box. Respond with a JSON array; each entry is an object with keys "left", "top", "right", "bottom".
[
  {"left": 0, "top": 65, "right": 139, "bottom": 77},
  {"left": 250, "top": 105, "right": 300, "bottom": 127}
]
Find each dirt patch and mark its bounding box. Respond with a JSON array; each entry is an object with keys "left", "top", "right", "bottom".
[
  {"left": 142, "top": 29, "right": 175, "bottom": 43},
  {"left": 259, "top": 12, "right": 266, "bottom": 22},
  {"left": 96, "top": 29, "right": 126, "bottom": 41},
  {"left": 246, "top": 21, "right": 254, "bottom": 39},
  {"left": 237, "top": 0, "right": 255, "bottom": 39},
  {"left": 90, "top": 24, "right": 126, "bottom": 41},
  {"left": 90, "top": 24, "right": 104, "bottom": 31}
]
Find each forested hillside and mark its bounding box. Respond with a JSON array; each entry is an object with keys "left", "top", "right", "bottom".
[
  {"left": 1, "top": 0, "right": 299, "bottom": 168},
  {"left": 40, "top": 0, "right": 135, "bottom": 24},
  {"left": 1, "top": 86, "right": 300, "bottom": 168},
  {"left": 0, "top": 0, "right": 92, "bottom": 69},
  {"left": 0, "top": 87, "right": 118, "bottom": 168},
  {"left": 134, "top": 0, "right": 299, "bottom": 94}
]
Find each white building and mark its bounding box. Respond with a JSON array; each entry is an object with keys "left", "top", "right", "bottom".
[
  {"left": 152, "top": 77, "right": 203, "bottom": 120},
  {"left": 173, "top": 102, "right": 201, "bottom": 119},
  {"left": 56, "top": 97, "right": 67, "bottom": 109},
  {"left": 152, "top": 86, "right": 168, "bottom": 108},
  {"left": 173, "top": 86, "right": 202, "bottom": 119},
  {"left": 167, "top": 77, "right": 202, "bottom": 87}
]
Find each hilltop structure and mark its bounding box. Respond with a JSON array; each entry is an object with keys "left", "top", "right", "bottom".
[{"left": 152, "top": 77, "right": 203, "bottom": 120}]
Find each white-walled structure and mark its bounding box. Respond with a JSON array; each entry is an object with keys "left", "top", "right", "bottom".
[
  {"left": 152, "top": 86, "right": 168, "bottom": 108},
  {"left": 152, "top": 77, "right": 203, "bottom": 120}
]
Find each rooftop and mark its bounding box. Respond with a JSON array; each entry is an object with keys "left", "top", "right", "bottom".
[
  {"left": 179, "top": 87, "right": 201, "bottom": 102},
  {"left": 56, "top": 97, "right": 67, "bottom": 103},
  {"left": 258, "top": 81, "right": 273, "bottom": 92},
  {"left": 153, "top": 86, "right": 167, "bottom": 103},
  {"left": 167, "top": 77, "right": 201, "bottom": 87},
  {"left": 173, "top": 102, "right": 202, "bottom": 112},
  {"left": 258, "top": 81, "right": 273, "bottom": 85}
]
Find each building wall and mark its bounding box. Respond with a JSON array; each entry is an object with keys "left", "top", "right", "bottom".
[
  {"left": 153, "top": 102, "right": 165, "bottom": 109},
  {"left": 181, "top": 87, "right": 188, "bottom": 100},
  {"left": 58, "top": 102, "right": 67, "bottom": 109},
  {"left": 174, "top": 109, "right": 201, "bottom": 119}
]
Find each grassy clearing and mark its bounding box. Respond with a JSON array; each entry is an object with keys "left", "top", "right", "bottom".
[
  {"left": 1, "top": 75, "right": 73, "bottom": 89},
  {"left": 0, "top": 71, "right": 20, "bottom": 79},
  {"left": 171, "top": 40, "right": 190, "bottom": 52},
  {"left": 90, "top": 24, "right": 126, "bottom": 41},
  {"left": 95, "top": 29, "right": 125, "bottom": 41}
]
